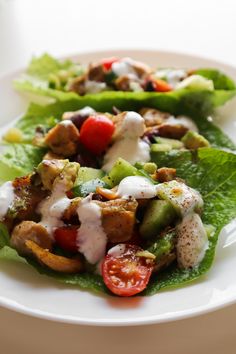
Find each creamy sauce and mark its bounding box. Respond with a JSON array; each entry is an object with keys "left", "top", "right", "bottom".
[
  {"left": 0, "top": 181, "right": 15, "bottom": 220},
  {"left": 102, "top": 111, "right": 150, "bottom": 172},
  {"left": 165, "top": 115, "right": 198, "bottom": 132},
  {"left": 85, "top": 80, "right": 107, "bottom": 93},
  {"left": 117, "top": 176, "right": 157, "bottom": 199},
  {"left": 112, "top": 58, "right": 137, "bottom": 77},
  {"left": 77, "top": 106, "right": 95, "bottom": 117},
  {"left": 155, "top": 69, "right": 187, "bottom": 88},
  {"left": 77, "top": 196, "right": 107, "bottom": 264},
  {"left": 117, "top": 111, "right": 146, "bottom": 138},
  {"left": 176, "top": 212, "right": 209, "bottom": 268},
  {"left": 38, "top": 184, "right": 70, "bottom": 236},
  {"left": 176, "top": 75, "right": 214, "bottom": 91},
  {"left": 103, "top": 138, "right": 150, "bottom": 172},
  {"left": 108, "top": 244, "right": 126, "bottom": 257},
  {"left": 156, "top": 180, "right": 203, "bottom": 216},
  {"left": 59, "top": 119, "right": 74, "bottom": 127}
]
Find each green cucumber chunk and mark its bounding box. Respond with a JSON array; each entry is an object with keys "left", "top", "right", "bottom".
[
  {"left": 76, "top": 167, "right": 104, "bottom": 184},
  {"left": 140, "top": 199, "right": 177, "bottom": 239},
  {"left": 102, "top": 158, "right": 138, "bottom": 187},
  {"left": 72, "top": 178, "right": 109, "bottom": 197}
]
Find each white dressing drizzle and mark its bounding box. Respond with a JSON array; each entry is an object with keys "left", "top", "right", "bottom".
[
  {"left": 155, "top": 68, "right": 187, "bottom": 88},
  {"left": 77, "top": 195, "right": 107, "bottom": 264},
  {"left": 78, "top": 106, "right": 95, "bottom": 117},
  {"left": 85, "top": 81, "right": 107, "bottom": 93},
  {"left": 102, "top": 111, "right": 150, "bottom": 172},
  {"left": 38, "top": 184, "right": 70, "bottom": 236},
  {"left": 176, "top": 212, "right": 209, "bottom": 268},
  {"left": 0, "top": 181, "right": 15, "bottom": 220},
  {"left": 117, "top": 176, "right": 157, "bottom": 199}
]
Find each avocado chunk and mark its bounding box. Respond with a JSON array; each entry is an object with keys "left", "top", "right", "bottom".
[
  {"left": 151, "top": 143, "right": 172, "bottom": 153},
  {"left": 154, "top": 137, "right": 184, "bottom": 149},
  {"left": 147, "top": 229, "right": 177, "bottom": 271},
  {"left": 37, "top": 159, "right": 68, "bottom": 190},
  {"left": 181, "top": 130, "right": 210, "bottom": 149},
  {"left": 147, "top": 229, "right": 176, "bottom": 260},
  {"left": 140, "top": 199, "right": 177, "bottom": 239}
]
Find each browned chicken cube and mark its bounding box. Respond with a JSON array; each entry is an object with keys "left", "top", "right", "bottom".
[
  {"left": 44, "top": 121, "right": 80, "bottom": 157},
  {"left": 155, "top": 167, "right": 176, "bottom": 183},
  {"left": 158, "top": 123, "right": 188, "bottom": 139},
  {"left": 139, "top": 108, "right": 171, "bottom": 127},
  {"left": 94, "top": 198, "right": 138, "bottom": 243},
  {"left": 10, "top": 221, "right": 53, "bottom": 256},
  {"left": 68, "top": 75, "right": 87, "bottom": 95}
]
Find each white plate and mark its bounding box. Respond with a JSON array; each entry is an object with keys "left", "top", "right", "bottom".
[{"left": 0, "top": 50, "right": 236, "bottom": 326}]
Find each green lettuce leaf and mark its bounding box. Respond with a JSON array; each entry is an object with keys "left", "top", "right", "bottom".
[
  {"left": 144, "top": 148, "right": 236, "bottom": 294},
  {"left": 0, "top": 148, "right": 235, "bottom": 295},
  {"left": 0, "top": 143, "right": 46, "bottom": 182},
  {"left": 14, "top": 54, "right": 236, "bottom": 117}
]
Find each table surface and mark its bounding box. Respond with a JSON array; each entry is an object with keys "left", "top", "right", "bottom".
[{"left": 0, "top": 0, "right": 236, "bottom": 353}]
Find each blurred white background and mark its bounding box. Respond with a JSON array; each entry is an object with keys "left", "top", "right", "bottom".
[{"left": 0, "top": 0, "right": 236, "bottom": 353}]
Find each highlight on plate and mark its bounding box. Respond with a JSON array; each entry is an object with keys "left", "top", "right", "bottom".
[{"left": 0, "top": 54, "right": 236, "bottom": 297}]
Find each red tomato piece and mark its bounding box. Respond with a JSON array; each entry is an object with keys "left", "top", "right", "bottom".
[
  {"left": 54, "top": 226, "right": 78, "bottom": 253},
  {"left": 154, "top": 79, "right": 172, "bottom": 92},
  {"left": 102, "top": 244, "right": 154, "bottom": 296},
  {"left": 79, "top": 115, "right": 115, "bottom": 155},
  {"left": 101, "top": 57, "right": 119, "bottom": 71}
]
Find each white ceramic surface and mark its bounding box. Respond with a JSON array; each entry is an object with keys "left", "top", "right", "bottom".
[{"left": 0, "top": 50, "right": 236, "bottom": 326}]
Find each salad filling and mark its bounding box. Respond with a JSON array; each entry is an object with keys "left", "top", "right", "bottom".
[
  {"left": 0, "top": 156, "right": 212, "bottom": 296},
  {"left": 7, "top": 106, "right": 211, "bottom": 171}
]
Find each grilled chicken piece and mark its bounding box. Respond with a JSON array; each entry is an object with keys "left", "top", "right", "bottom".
[
  {"left": 25, "top": 240, "right": 83, "bottom": 273},
  {"left": 139, "top": 108, "right": 171, "bottom": 127},
  {"left": 88, "top": 63, "right": 105, "bottom": 82},
  {"left": 68, "top": 75, "right": 87, "bottom": 95},
  {"left": 94, "top": 198, "right": 138, "bottom": 243},
  {"left": 115, "top": 76, "right": 131, "bottom": 91},
  {"left": 43, "top": 151, "right": 64, "bottom": 160},
  {"left": 155, "top": 167, "right": 176, "bottom": 183},
  {"left": 45, "top": 121, "right": 80, "bottom": 157},
  {"left": 158, "top": 123, "right": 188, "bottom": 139},
  {"left": 10, "top": 175, "right": 48, "bottom": 222},
  {"left": 10, "top": 221, "right": 53, "bottom": 256}
]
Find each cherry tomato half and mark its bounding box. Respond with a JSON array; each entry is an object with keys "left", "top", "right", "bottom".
[
  {"left": 101, "top": 57, "right": 119, "bottom": 71},
  {"left": 54, "top": 226, "right": 78, "bottom": 253},
  {"left": 79, "top": 115, "right": 115, "bottom": 155},
  {"left": 102, "top": 244, "right": 154, "bottom": 296}
]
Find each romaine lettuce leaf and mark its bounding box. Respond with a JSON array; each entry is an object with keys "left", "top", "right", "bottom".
[
  {"left": 0, "top": 148, "right": 235, "bottom": 295},
  {"left": 14, "top": 54, "right": 236, "bottom": 117},
  {"left": 0, "top": 143, "right": 46, "bottom": 182}
]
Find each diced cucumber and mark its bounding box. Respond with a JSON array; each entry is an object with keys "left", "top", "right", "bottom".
[
  {"left": 102, "top": 158, "right": 138, "bottom": 187},
  {"left": 154, "top": 137, "right": 184, "bottom": 149},
  {"left": 76, "top": 167, "right": 104, "bottom": 185},
  {"left": 73, "top": 178, "right": 109, "bottom": 197},
  {"left": 140, "top": 199, "right": 177, "bottom": 239},
  {"left": 151, "top": 143, "right": 172, "bottom": 153},
  {"left": 147, "top": 230, "right": 176, "bottom": 261}
]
